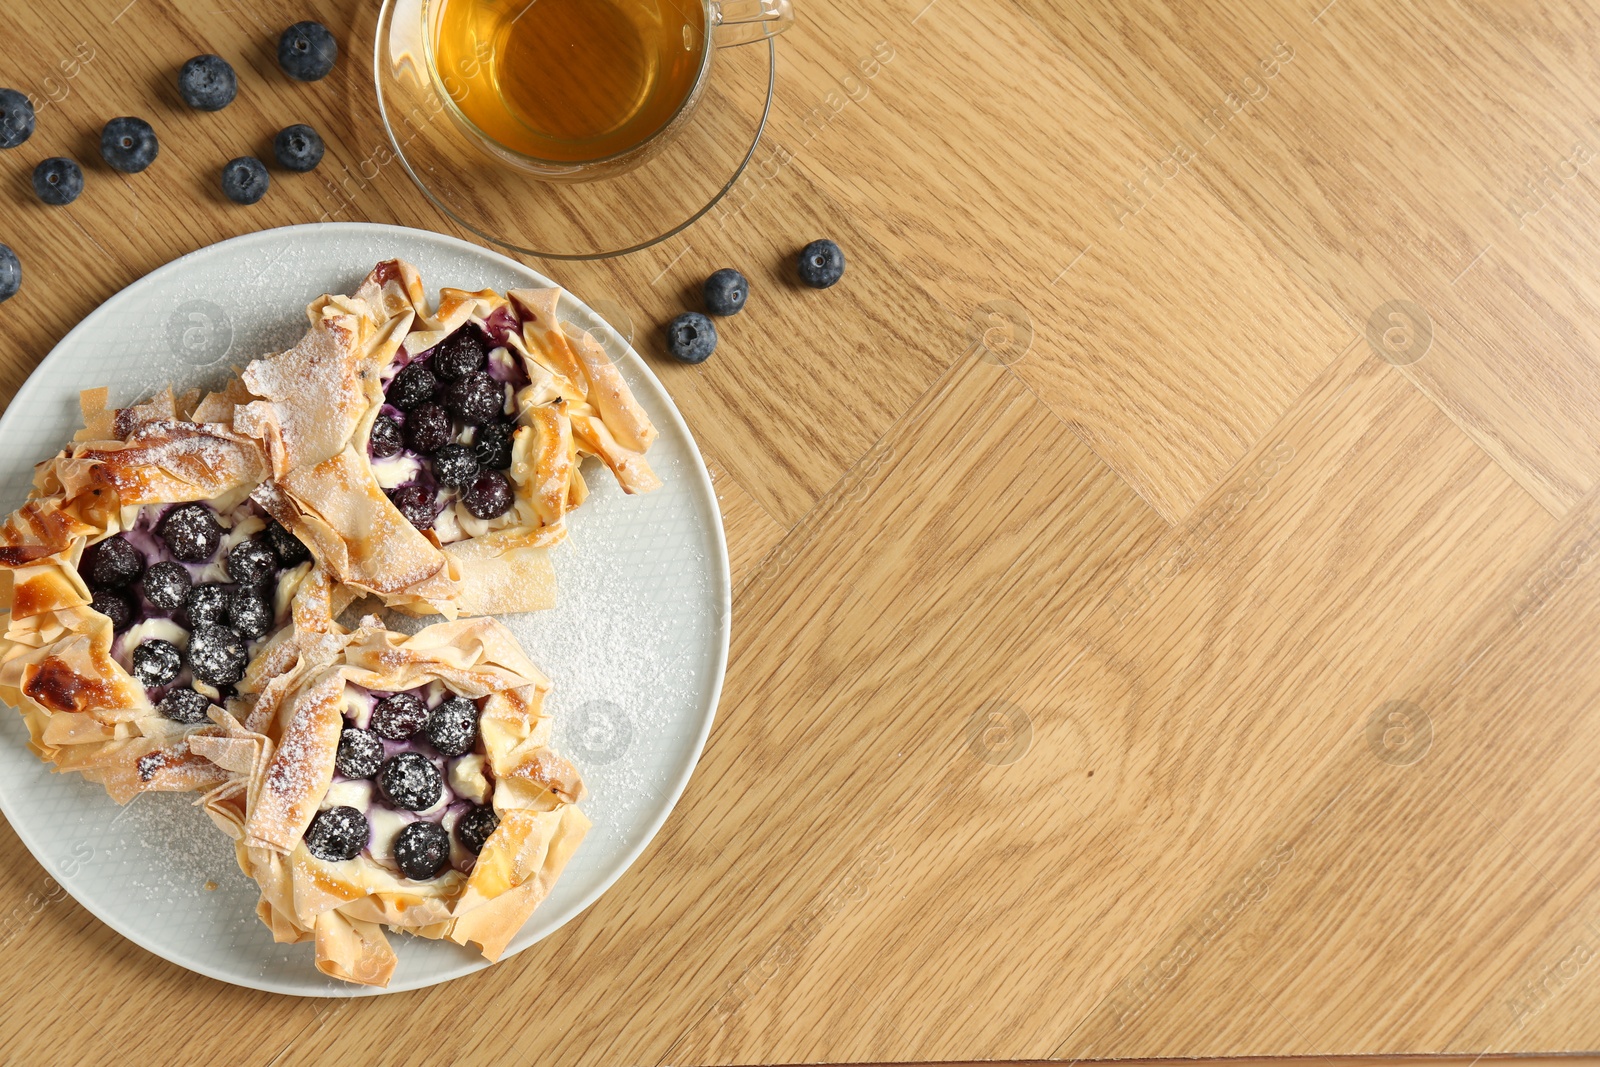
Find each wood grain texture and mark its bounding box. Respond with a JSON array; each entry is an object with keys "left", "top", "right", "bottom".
[{"left": 4, "top": 0, "right": 1600, "bottom": 1064}]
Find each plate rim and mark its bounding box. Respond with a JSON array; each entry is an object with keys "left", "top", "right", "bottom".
[{"left": 0, "top": 221, "right": 731, "bottom": 997}]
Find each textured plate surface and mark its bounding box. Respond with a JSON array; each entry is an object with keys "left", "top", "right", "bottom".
[{"left": 0, "top": 223, "right": 730, "bottom": 996}]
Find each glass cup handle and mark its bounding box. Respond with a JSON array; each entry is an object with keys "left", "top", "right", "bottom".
[{"left": 709, "top": 0, "right": 794, "bottom": 47}]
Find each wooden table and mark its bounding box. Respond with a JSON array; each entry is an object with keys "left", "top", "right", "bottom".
[{"left": 4, "top": 0, "right": 1600, "bottom": 1063}]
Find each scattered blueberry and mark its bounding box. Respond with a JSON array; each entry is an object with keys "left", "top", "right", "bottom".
[
  {"left": 426, "top": 696, "right": 478, "bottom": 757},
  {"left": 455, "top": 804, "right": 499, "bottom": 855},
  {"left": 387, "top": 361, "right": 436, "bottom": 409},
  {"left": 393, "top": 820, "right": 449, "bottom": 879},
  {"left": 177, "top": 54, "right": 237, "bottom": 111},
  {"left": 797, "top": 238, "right": 845, "bottom": 288},
  {"left": 184, "top": 583, "right": 229, "bottom": 627},
  {"left": 432, "top": 326, "right": 486, "bottom": 381},
  {"left": 264, "top": 520, "right": 310, "bottom": 566},
  {"left": 159, "top": 503, "right": 222, "bottom": 561},
  {"left": 664, "top": 312, "right": 716, "bottom": 364},
  {"left": 704, "top": 268, "right": 748, "bottom": 316},
  {"left": 0, "top": 88, "right": 35, "bottom": 149},
  {"left": 461, "top": 469, "right": 513, "bottom": 520},
  {"left": 159, "top": 686, "right": 211, "bottom": 725},
  {"left": 220, "top": 156, "right": 269, "bottom": 205},
  {"left": 371, "top": 692, "right": 427, "bottom": 740},
  {"left": 187, "top": 623, "right": 247, "bottom": 686},
  {"left": 142, "top": 560, "right": 191, "bottom": 611},
  {"left": 444, "top": 371, "right": 504, "bottom": 425},
  {"left": 32, "top": 157, "right": 83, "bottom": 206},
  {"left": 369, "top": 413, "right": 403, "bottom": 458},
  {"left": 472, "top": 420, "right": 514, "bottom": 471},
  {"left": 0, "top": 244, "right": 18, "bottom": 303},
  {"left": 100, "top": 117, "right": 159, "bottom": 173},
  {"left": 273, "top": 123, "right": 324, "bottom": 171},
  {"left": 131, "top": 639, "right": 183, "bottom": 687},
  {"left": 90, "top": 588, "right": 132, "bottom": 631},
  {"left": 305, "top": 805, "right": 367, "bottom": 862},
  {"left": 227, "top": 590, "right": 273, "bottom": 639},
  {"left": 278, "top": 21, "right": 338, "bottom": 82},
  {"left": 335, "top": 727, "right": 383, "bottom": 779},
  {"left": 389, "top": 485, "right": 438, "bottom": 531},
  {"left": 378, "top": 751, "right": 442, "bottom": 811},
  {"left": 83, "top": 535, "right": 144, "bottom": 588},
  {"left": 226, "top": 537, "right": 276, "bottom": 585},
  {"left": 404, "top": 402, "right": 452, "bottom": 453},
  {"left": 432, "top": 443, "right": 479, "bottom": 490}
]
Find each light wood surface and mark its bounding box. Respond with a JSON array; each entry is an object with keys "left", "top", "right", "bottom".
[{"left": 4, "top": 0, "right": 1600, "bottom": 1064}]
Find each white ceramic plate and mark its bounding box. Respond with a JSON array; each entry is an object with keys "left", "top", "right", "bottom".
[{"left": 0, "top": 223, "right": 729, "bottom": 995}]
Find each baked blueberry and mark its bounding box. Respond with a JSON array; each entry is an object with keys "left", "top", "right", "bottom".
[
  {"left": 472, "top": 420, "right": 514, "bottom": 471},
  {"left": 0, "top": 88, "right": 35, "bottom": 149},
  {"left": 264, "top": 520, "right": 311, "bottom": 566},
  {"left": 100, "top": 117, "right": 159, "bottom": 173},
  {"left": 84, "top": 534, "right": 144, "bottom": 588},
  {"left": 227, "top": 590, "right": 273, "bottom": 639},
  {"left": 159, "top": 686, "right": 211, "bottom": 725},
  {"left": 797, "top": 238, "right": 845, "bottom": 288},
  {"left": 461, "top": 469, "right": 513, "bottom": 520},
  {"left": 703, "top": 268, "right": 748, "bottom": 316},
  {"left": 387, "top": 361, "right": 436, "bottom": 409},
  {"left": 371, "top": 692, "right": 427, "bottom": 739},
  {"left": 159, "top": 503, "right": 222, "bottom": 561},
  {"left": 369, "top": 413, "right": 403, "bottom": 458},
  {"left": 335, "top": 727, "right": 383, "bottom": 779},
  {"left": 221, "top": 156, "right": 269, "bottom": 205},
  {"left": 305, "top": 805, "right": 367, "bottom": 862},
  {"left": 444, "top": 371, "right": 504, "bottom": 425},
  {"left": 425, "top": 696, "right": 478, "bottom": 757},
  {"left": 187, "top": 624, "right": 247, "bottom": 686},
  {"left": 431, "top": 326, "right": 486, "bottom": 381},
  {"left": 664, "top": 312, "right": 716, "bottom": 364},
  {"left": 455, "top": 804, "right": 499, "bottom": 855},
  {"left": 177, "top": 54, "right": 237, "bottom": 111},
  {"left": 90, "top": 589, "right": 132, "bottom": 631},
  {"left": 226, "top": 536, "right": 276, "bottom": 585},
  {"left": 389, "top": 485, "right": 438, "bottom": 531},
  {"left": 32, "top": 157, "right": 83, "bottom": 206},
  {"left": 272, "top": 123, "right": 324, "bottom": 171},
  {"left": 131, "top": 639, "right": 182, "bottom": 687},
  {"left": 432, "top": 443, "right": 479, "bottom": 489},
  {"left": 393, "top": 820, "right": 449, "bottom": 879},
  {"left": 184, "top": 583, "right": 230, "bottom": 627},
  {"left": 378, "top": 751, "right": 442, "bottom": 811},
  {"left": 142, "top": 560, "right": 191, "bottom": 610},
  {"left": 0, "top": 244, "right": 18, "bottom": 303},
  {"left": 278, "top": 21, "right": 338, "bottom": 82},
  {"left": 404, "top": 402, "right": 452, "bottom": 454}
]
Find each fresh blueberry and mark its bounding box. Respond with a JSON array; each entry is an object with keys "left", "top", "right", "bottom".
[
  {"left": 83, "top": 535, "right": 144, "bottom": 588},
  {"left": 378, "top": 751, "right": 442, "bottom": 811},
  {"left": 32, "top": 157, "right": 83, "bottom": 206},
  {"left": 184, "top": 583, "right": 230, "bottom": 627},
  {"left": 797, "top": 238, "right": 845, "bottom": 288},
  {"left": 142, "top": 560, "right": 191, "bottom": 611},
  {"left": 278, "top": 21, "right": 338, "bottom": 82},
  {"left": 431, "top": 443, "right": 479, "bottom": 490},
  {"left": 159, "top": 503, "right": 222, "bottom": 561},
  {"left": 226, "top": 536, "right": 276, "bottom": 585},
  {"left": 335, "top": 727, "right": 383, "bottom": 780},
  {"left": 369, "top": 413, "right": 403, "bottom": 458},
  {"left": 461, "top": 469, "right": 513, "bottom": 520},
  {"left": 0, "top": 244, "right": 18, "bottom": 303},
  {"left": 177, "top": 54, "right": 237, "bottom": 111},
  {"left": 426, "top": 696, "right": 478, "bottom": 757},
  {"left": 444, "top": 371, "right": 504, "bottom": 425},
  {"left": 220, "top": 156, "right": 269, "bottom": 205},
  {"left": 186, "top": 624, "right": 247, "bottom": 686},
  {"left": 393, "top": 820, "right": 449, "bottom": 879},
  {"left": 131, "top": 639, "right": 182, "bottom": 687},
  {"left": 387, "top": 361, "right": 436, "bottom": 409},
  {"left": 664, "top": 312, "right": 716, "bottom": 364},
  {"left": 472, "top": 420, "right": 514, "bottom": 471},
  {"left": 264, "top": 520, "right": 310, "bottom": 566},
  {"left": 90, "top": 589, "right": 132, "bottom": 631},
  {"left": 0, "top": 88, "right": 35, "bottom": 149},
  {"left": 431, "top": 326, "right": 486, "bottom": 381},
  {"left": 304, "top": 805, "right": 367, "bottom": 862},
  {"left": 703, "top": 268, "right": 748, "bottom": 316},
  {"left": 389, "top": 485, "right": 438, "bottom": 531},
  {"left": 159, "top": 686, "right": 211, "bottom": 725},
  {"left": 455, "top": 804, "right": 499, "bottom": 855},
  {"left": 371, "top": 692, "right": 428, "bottom": 739},
  {"left": 404, "top": 402, "right": 452, "bottom": 454},
  {"left": 100, "top": 117, "right": 159, "bottom": 173},
  {"left": 227, "top": 590, "right": 274, "bottom": 639},
  {"left": 272, "top": 123, "right": 324, "bottom": 172}
]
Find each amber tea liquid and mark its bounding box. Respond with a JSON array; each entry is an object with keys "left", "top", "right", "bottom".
[{"left": 431, "top": 0, "right": 707, "bottom": 163}]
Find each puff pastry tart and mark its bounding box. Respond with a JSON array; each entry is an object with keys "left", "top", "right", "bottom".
[
  {"left": 193, "top": 616, "right": 588, "bottom": 987},
  {"left": 0, "top": 387, "right": 350, "bottom": 802},
  {"left": 236, "top": 259, "right": 660, "bottom": 618}
]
